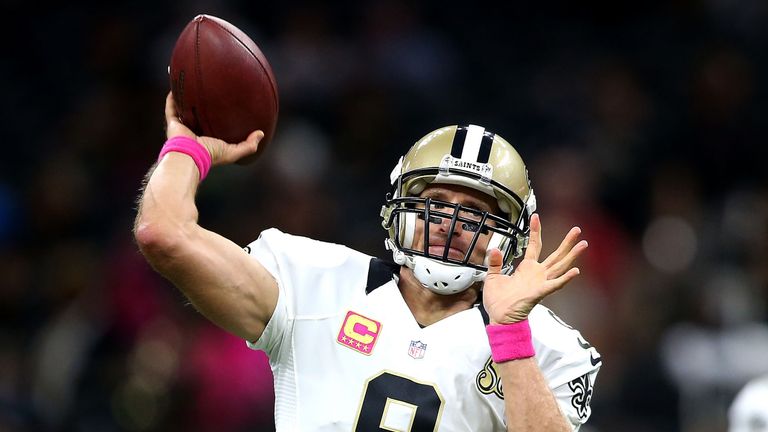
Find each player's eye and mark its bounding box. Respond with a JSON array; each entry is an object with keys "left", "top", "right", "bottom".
[
  {"left": 417, "top": 214, "right": 490, "bottom": 234},
  {"left": 458, "top": 207, "right": 483, "bottom": 222},
  {"left": 417, "top": 214, "right": 443, "bottom": 224},
  {"left": 425, "top": 201, "right": 450, "bottom": 213}
]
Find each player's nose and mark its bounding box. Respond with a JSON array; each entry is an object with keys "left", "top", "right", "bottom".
[{"left": 434, "top": 213, "right": 463, "bottom": 236}]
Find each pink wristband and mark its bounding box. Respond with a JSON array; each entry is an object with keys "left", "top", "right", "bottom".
[
  {"left": 158, "top": 136, "right": 212, "bottom": 181},
  {"left": 486, "top": 320, "right": 535, "bottom": 363}
]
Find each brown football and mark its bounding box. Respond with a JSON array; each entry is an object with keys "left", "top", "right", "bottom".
[{"left": 169, "top": 15, "right": 278, "bottom": 160}]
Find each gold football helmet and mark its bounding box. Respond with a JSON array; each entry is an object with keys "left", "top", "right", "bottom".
[{"left": 381, "top": 124, "right": 536, "bottom": 294}]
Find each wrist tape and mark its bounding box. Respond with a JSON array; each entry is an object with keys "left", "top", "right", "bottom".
[
  {"left": 158, "top": 136, "right": 212, "bottom": 181},
  {"left": 486, "top": 320, "right": 535, "bottom": 363}
]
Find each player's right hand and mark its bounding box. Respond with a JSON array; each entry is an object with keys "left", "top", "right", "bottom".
[{"left": 164, "top": 92, "right": 263, "bottom": 166}]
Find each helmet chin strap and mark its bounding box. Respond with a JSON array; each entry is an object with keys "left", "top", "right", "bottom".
[{"left": 390, "top": 246, "right": 485, "bottom": 295}]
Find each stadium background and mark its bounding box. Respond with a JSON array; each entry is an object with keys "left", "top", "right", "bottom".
[{"left": 1, "top": 1, "right": 767, "bottom": 431}]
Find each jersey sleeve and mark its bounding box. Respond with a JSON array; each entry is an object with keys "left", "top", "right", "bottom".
[
  {"left": 529, "top": 305, "right": 602, "bottom": 430},
  {"left": 243, "top": 228, "right": 373, "bottom": 356}
]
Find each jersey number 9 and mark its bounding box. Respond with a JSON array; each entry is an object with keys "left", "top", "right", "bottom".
[{"left": 354, "top": 371, "right": 444, "bottom": 431}]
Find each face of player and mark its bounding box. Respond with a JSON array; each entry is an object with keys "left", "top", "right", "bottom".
[{"left": 411, "top": 184, "right": 500, "bottom": 266}]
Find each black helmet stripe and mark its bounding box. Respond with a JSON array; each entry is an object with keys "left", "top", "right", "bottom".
[
  {"left": 450, "top": 125, "right": 468, "bottom": 158},
  {"left": 449, "top": 124, "right": 494, "bottom": 163},
  {"left": 477, "top": 131, "right": 494, "bottom": 163}
]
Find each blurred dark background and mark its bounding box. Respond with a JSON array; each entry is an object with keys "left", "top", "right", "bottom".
[{"left": 1, "top": 1, "right": 767, "bottom": 431}]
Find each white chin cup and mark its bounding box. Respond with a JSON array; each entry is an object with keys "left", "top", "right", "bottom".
[
  {"left": 410, "top": 256, "right": 485, "bottom": 295},
  {"left": 388, "top": 239, "right": 487, "bottom": 295}
]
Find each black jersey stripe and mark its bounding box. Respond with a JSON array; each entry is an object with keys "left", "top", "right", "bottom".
[
  {"left": 477, "top": 303, "right": 491, "bottom": 326},
  {"left": 366, "top": 258, "right": 400, "bottom": 294},
  {"left": 450, "top": 125, "right": 469, "bottom": 158},
  {"left": 477, "top": 132, "right": 494, "bottom": 163}
]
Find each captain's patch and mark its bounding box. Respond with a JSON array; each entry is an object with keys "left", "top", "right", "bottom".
[{"left": 337, "top": 311, "right": 381, "bottom": 355}]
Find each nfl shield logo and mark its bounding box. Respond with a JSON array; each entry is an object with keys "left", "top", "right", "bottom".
[{"left": 408, "top": 340, "right": 427, "bottom": 359}]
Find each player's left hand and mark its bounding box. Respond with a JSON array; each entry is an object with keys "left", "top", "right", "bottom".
[{"left": 482, "top": 214, "right": 588, "bottom": 325}]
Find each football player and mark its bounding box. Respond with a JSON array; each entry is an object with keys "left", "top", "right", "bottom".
[{"left": 134, "top": 93, "right": 601, "bottom": 431}]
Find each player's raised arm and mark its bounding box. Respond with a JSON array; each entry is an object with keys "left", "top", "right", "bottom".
[
  {"left": 483, "top": 214, "right": 588, "bottom": 431},
  {"left": 133, "top": 93, "right": 277, "bottom": 342}
]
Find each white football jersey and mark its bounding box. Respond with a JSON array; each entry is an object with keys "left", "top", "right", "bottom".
[{"left": 246, "top": 229, "right": 601, "bottom": 432}]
